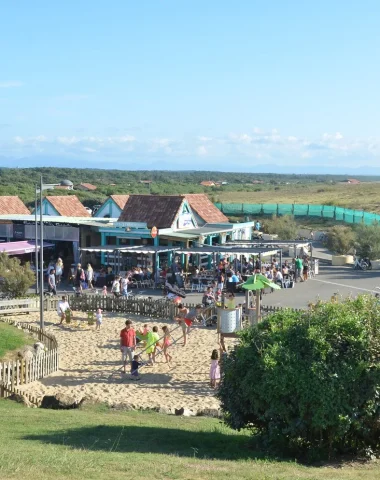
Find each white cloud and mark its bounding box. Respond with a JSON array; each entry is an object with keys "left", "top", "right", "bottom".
[
  {"left": 198, "top": 136, "right": 213, "bottom": 142},
  {"left": 197, "top": 145, "right": 207, "bottom": 156},
  {"left": 82, "top": 147, "right": 96, "bottom": 153},
  {"left": 322, "top": 132, "right": 344, "bottom": 141},
  {"left": 13, "top": 136, "right": 25, "bottom": 144},
  {"left": 0, "top": 81, "right": 23, "bottom": 88}
]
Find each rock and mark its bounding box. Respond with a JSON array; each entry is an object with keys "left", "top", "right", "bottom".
[
  {"left": 19, "top": 346, "right": 35, "bottom": 361},
  {"left": 40, "top": 393, "right": 85, "bottom": 410},
  {"left": 158, "top": 406, "right": 173, "bottom": 415},
  {"left": 174, "top": 407, "right": 196, "bottom": 417},
  {"left": 8, "top": 393, "right": 35, "bottom": 408},
  {"left": 197, "top": 408, "right": 222, "bottom": 418}
]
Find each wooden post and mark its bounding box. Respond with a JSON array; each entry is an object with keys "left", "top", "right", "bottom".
[{"left": 256, "top": 290, "right": 261, "bottom": 323}]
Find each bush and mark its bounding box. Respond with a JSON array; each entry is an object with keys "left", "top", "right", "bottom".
[
  {"left": 326, "top": 225, "right": 355, "bottom": 254},
  {"left": 355, "top": 224, "right": 380, "bottom": 260},
  {"left": 218, "top": 296, "right": 380, "bottom": 460},
  {"left": 0, "top": 252, "right": 35, "bottom": 298},
  {"left": 263, "top": 215, "right": 297, "bottom": 240}
]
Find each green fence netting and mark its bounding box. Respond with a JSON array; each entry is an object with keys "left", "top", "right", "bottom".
[{"left": 215, "top": 203, "right": 380, "bottom": 225}]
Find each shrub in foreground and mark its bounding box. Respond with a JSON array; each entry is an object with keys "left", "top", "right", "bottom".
[
  {"left": 0, "top": 252, "right": 35, "bottom": 298},
  {"left": 218, "top": 295, "right": 380, "bottom": 459}
]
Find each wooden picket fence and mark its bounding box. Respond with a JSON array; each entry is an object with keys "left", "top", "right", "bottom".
[
  {"left": 45, "top": 295, "right": 183, "bottom": 320},
  {"left": 0, "top": 318, "right": 59, "bottom": 404}
]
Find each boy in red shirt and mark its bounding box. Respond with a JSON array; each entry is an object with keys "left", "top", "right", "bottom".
[{"left": 120, "top": 320, "right": 136, "bottom": 374}]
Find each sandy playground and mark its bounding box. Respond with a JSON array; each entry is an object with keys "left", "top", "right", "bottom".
[{"left": 13, "top": 310, "right": 233, "bottom": 412}]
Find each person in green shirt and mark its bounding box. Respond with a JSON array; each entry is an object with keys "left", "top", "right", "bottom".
[
  {"left": 146, "top": 326, "right": 160, "bottom": 365},
  {"left": 295, "top": 256, "right": 303, "bottom": 282}
]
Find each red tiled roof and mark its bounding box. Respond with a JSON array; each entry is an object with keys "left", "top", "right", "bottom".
[
  {"left": 118, "top": 195, "right": 184, "bottom": 228},
  {"left": 46, "top": 196, "right": 90, "bottom": 217},
  {"left": 185, "top": 194, "right": 229, "bottom": 224},
  {"left": 110, "top": 195, "right": 130, "bottom": 210},
  {"left": 0, "top": 196, "right": 30, "bottom": 215},
  {"left": 79, "top": 183, "right": 97, "bottom": 190}
]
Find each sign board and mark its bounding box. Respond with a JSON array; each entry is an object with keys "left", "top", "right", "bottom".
[
  {"left": 178, "top": 213, "right": 193, "bottom": 229},
  {"left": 151, "top": 226, "right": 158, "bottom": 238},
  {"left": 114, "top": 222, "right": 148, "bottom": 229},
  {"left": 13, "top": 224, "right": 25, "bottom": 240}
]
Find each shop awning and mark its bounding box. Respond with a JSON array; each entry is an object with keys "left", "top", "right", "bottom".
[
  {"left": 176, "top": 246, "right": 279, "bottom": 257},
  {"left": 0, "top": 241, "right": 54, "bottom": 256},
  {"left": 79, "top": 245, "right": 179, "bottom": 254}
]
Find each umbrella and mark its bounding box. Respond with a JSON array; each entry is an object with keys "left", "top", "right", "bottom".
[{"left": 241, "top": 274, "right": 281, "bottom": 323}]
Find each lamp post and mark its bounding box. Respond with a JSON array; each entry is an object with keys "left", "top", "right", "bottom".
[
  {"left": 37, "top": 176, "right": 66, "bottom": 330},
  {"left": 35, "top": 185, "right": 39, "bottom": 294}
]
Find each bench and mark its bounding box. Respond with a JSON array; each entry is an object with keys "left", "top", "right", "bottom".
[{"left": 0, "top": 299, "right": 39, "bottom": 315}]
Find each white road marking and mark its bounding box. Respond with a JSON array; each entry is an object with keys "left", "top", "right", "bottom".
[{"left": 311, "top": 278, "right": 375, "bottom": 293}]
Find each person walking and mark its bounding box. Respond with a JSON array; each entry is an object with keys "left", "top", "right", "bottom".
[
  {"left": 75, "top": 263, "right": 85, "bottom": 293},
  {"left": 295, "top": 256, "right": 303, "bottom": 283},
  {"left": 112, "top": 276, "right": 121, "bottom": 297},
  {"left": 210, "top": 349, "right": 221, "bottom": 389},
  {"left": 86, "top": 264, "right": 94, "bottom": 289},
  {"left": 55, "top": 258, "right": 64, "bottom": 286},
  {"left": 120, "top": 320, "right": 136, "bottom": 374},
  {"left": 146, "top": 326, "right": 160, "bottom": 365},
  {"left": 48, "top": 268, "right": 57, "bottom": 295}
]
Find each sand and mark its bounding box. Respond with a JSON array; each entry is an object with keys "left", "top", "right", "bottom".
[{"left": 13, "top": 311, "right": 233, "bottom": 412}]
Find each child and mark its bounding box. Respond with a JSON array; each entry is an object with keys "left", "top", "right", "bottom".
[
  {"left": 161, "top": 326, "right": 172, "bottom": 363},
  {"left": 130, "top": 354, "right": 141, "bottom": 380},
  {"left": 102, "top": 285, "right": 108, "bottom": 297},
  {"left": 95, "top": 308, "right": 103, "bottom": 331},
  {"left": 136, "top": 324, "right": 149, "bottom": 347},
  {"left": 210, "top": 349, "right": 221, "bottom": 389},
  {"left": 146, "top": 326, "right": 160, "bottom": 365}
]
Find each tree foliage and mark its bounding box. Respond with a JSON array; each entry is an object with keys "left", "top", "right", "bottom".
[
  {"left": 263, "top": 215, "right": 298, "bottom": 240},
  {"left": 354, "top": 224, "right": 380, "bottom": 260},
  {"left": 218, "top": 296, "right": 380, "bottom": 460},
  {"left": 0, "top": 253, "right": 35, "bottom": 298},
  {"left": 325, "top": 225, "right": 355, "bottom": 255}
]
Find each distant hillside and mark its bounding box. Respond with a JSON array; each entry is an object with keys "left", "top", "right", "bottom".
[{"left": 0, "top": 167, "right": 379, "bottom": 209}]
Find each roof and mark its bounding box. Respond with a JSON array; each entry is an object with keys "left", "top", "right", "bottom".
[
  {"left": 185, "top": 194, "right": 229, "bottom": 224},
  {"left": 346, "top": 178, "right": 360, "bottom": 184},
  {"left": 118, "top": 195, "right": 184, "bottom": 228},
  {"left": 61, "top": 179, "right": 73, "bottom": 186},
  {"left": 110, "top": 194, "right": 130, "bottom": 209},
  {"left": 0, "top": 196, "right": 30, "bottom": 215},
  {"left": 79, "top": 183, "right": 97, "bottom": 190},
  {"left": 45, "top": 196, "right": 90, "bottom": 217},
  {"left": 0, "top": 214, "right": 116, "bottom": 226},
  {"left": 200, "top": 181, "right": 215, "bottom": 186}
]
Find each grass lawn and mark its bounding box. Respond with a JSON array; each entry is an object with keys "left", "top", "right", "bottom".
[
  {"left": 218, "top": 183, "right": 380, "bottom": 213},
  {"left": 0, "top": 400, "right": 378, "bottom": 480},
  {"left": 0, "top": 322, "right": 34, "bottom": 360}
]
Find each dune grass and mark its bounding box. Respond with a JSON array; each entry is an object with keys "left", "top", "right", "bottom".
[
  {"left": 218, "top": 183, "right": 380, "bottom": 213},
  {"left": 0, "top": 400, "right": 378, "bottom": 480},
  {"left": 0, "top": 322, "right": 34, "bottom": 360}
]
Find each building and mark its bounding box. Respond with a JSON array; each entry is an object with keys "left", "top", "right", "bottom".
[
  {"left": 56, "top": 179, "right": 74, "bottom": 190},
  {"left": 37, "top": 196, "right": 91, "bottom": 217},
  {"left": 77, "top": 183, "right": 97, "bottom": 191},
  {"left": 88, "top": 194, "right": 255, "bottom": 270},
  {"left": 344, "top": 178, "right": 361, "bottom": 185},
  {"left": 94, "top": 195, "right": 130, "bottom": 218},
  {"left": 200, "top": 181, "right": 215, "bottom": 187}
]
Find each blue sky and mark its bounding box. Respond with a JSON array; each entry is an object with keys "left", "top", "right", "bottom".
[{"left": 1, "top": 0, "right": 380, "bottom": 172}]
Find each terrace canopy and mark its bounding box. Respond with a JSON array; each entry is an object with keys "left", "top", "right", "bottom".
[
  {"left": 79, "top": 245, "right": 179, "bottom": 273},
  {"left": 0, "top": 240, "right": 54, "bottom": 256}
]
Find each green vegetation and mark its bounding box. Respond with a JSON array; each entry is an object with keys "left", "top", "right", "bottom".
[
  {"left": 2, "top": 167, "right": 380, "bottom": 213},
  {"left": 0, "top": 401, "right": 379, "bottom": 480},
  {"left": 218, "top": 296, "right": 380, "bottom": 461},
  {"left": 263, "top": 215, "right": 298, "bottom": 240},
  {"left": 355, "top": 224, "right": 380, "bottom": 260},
  {"left": 0, "top": 252, "right": 35, "bottom": 298},
  {"left": 0, "top": 323, "right": 33, "bottom": 360},
  {"left": 325, "top": 226, "right": 356, "bottom": 255}
]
